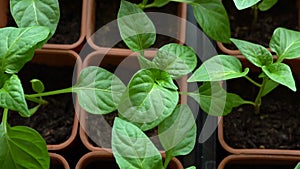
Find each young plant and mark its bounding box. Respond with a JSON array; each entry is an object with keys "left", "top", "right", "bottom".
[
  {"left": 188, "top": 27, "right": 300, "bottom": 115},
  {"left": 233, "top": 0, "right": 278, "bottom": 24},
  {"left": 0, "top": 0, "right": 59, "bottom": 168}
]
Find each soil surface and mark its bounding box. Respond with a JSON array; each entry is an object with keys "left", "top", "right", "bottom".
[
  {"left": 7, "top": 0, "right": 81, "bottom": 44},
  {"left": 0, "top": 63, "right": 75, "bottom": 144},
  {"left": 224, "top": 164, "right": 295, "bottom": 169},
  {"left": 93, "top": 0, "right": 180, "bottom": 48},
  {"left": 222, "top": 0, "right": 299, "bottom": 49},
  {"left": 223, "top": 75, "right": 300, "bottom": 149}
]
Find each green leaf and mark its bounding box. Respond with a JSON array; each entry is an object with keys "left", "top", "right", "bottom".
[
  {"left": 261, "top": 78, "right": 279, "bottom": 96},
  {"left": 153, "top": 43, "right": 197, "bottom": 79},
  {"left": 0, "top": 27, "right": 50, "bottom": 74},
  {"left": 158, "top": 105, "right": 196, "bottom": 156},
  {"left": 10, "top": 0, "right": 60, "bottom": 37},
  {"left": 294, "top": 162, "right": 300, "bottom": 169},
  {"left": 233, "top": 0, "right": 260, "bottom": 10},
  {"left": 118, "top": 68, "right": 178, "bottom": 131},
  {"left": 188, "top": 82, "right": 245, "bottom": 116},
  {"left": 186, "top": 167, "right": 196, "bottom": 169},
  {"left": 30, "top": 79, "right": 45, "bottom": 93},
  {"left": 188, "top": 55, "right": 249, "bottom": 82},
  {"left": 258, "top": 0, "right": 278, "bottom": 11},
  {"left": 192, "top": 0, "right": 231, "bottom": 43},
  {"left": 73, "top": 66, "right": 126, "bottom": 115},
  {"left": 0, "top": 123, "right": 50, "bottom": 169},
  {"left": 270, "top": 27, "right": 300, "bottom": 60},
  {"left": 112, "top": 118, "right": 164, "bottom": 169},
  {"left": 137, "top": 55, "right": 157, "bottom": 69},
  {"left": 0, "top": 75, "right": 29, "bottom": 117},
  {"left": 118, "top": 0, "right": 156, "bottom": 52},
  {"left": 262, "top": 63, "right": 296, "bottom": 91},
  {"left": 231, "top": 38, "right": 273, "bottom": 67}
]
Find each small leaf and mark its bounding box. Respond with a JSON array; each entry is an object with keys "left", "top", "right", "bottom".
[
  {"left": 186, "top": 167, "right": 196, "bottom": 169},
  {"left": 28, "top": 104, "right": 42, "bottom": 116},
  {"left": 261, "top": 78, "right": 279, "bottom": 96},
  {"left": 118, "top": 0, "right": 156, "bottom": 52},
  {"left": 158, "top": 105, "right": 196, "bottom": 156},
  {"left": 270, "top": 27, "right": 300, "bottom": 60},
  {"left": 118, "top": 68, "right": 178, "bottom": 131},
  {"left": 112, "top": 118, "right": 164, "bottom": 169},
  {"left": 294, "top": 162, "right": 300, "bottom": 169},
  {"left": 30, "top": 79, "right": 45, "bottom": 93},
  {"left": 0, "top": 123, "right": 50, "bottom": 169},
  {"left": 192, "top": 0, "right": 231, "bottom": 43},
  {"left": 188, "top": 55, "right": 249, "bottom": 82},
  {"left": 0, "top": 75, "right": 29, "bottom": 117},
  {"left": 137, "top": 55, "right": 157, "bottom": 69},
  {"left": 262, "top": 63, "right": 296, "bottom": 91},
  {"left": 188, "top": 82, "right": 245, "bottom": 116},
  {"left": 231, "top": 38, "right": 273, "bottom": 67},
  {"left": 10, "top": 0, "right": 60, "bottom": 37},
  {"left": 153, "top": 43, "right": 197, "bottom": 79},
  {"left": 73, "top": 66, "right": 126, "bottom": 115},
  {"left": 258, "top": 0, "right": 278, "bottom": 11},
  {"left": 0, "top": 27, "right": 50, "bottom": 74},
  {"left": 233, "top": 0, "right": 260, "bottom": 10}
]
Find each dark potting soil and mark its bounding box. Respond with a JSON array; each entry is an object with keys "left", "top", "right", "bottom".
[
  {"left": 222, "top": 0, "right": 299, "bottom": 49},
  {"left": 83, "top": 159, "right": 119, "bottom": 169},
  {"left": 224, "top": 164, "right": 295, "bottom": 169},
  {"left": 7, "top": 0, "right": 81, "bottom": 44},
  {"left": 93, "top": 0, "right": 180, "bottom": 49},
  {"left": 223, "top": 76, "right": 300, "bottom": 149},
  {"left": 0, "top": 63, "right": 75, "bottom": 144},
  {"left": 50, "top": 162, "right": 65, "bottom": 169}
]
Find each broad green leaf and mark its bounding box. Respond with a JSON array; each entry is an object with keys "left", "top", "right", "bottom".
[
  {"left": 158, "top": 105, "right": 196, "bottom": 156},
  {"left": 188, "top": 55, "right": 249, "bottom": 82},
  {"left": 262, "top": 63, "right": 296, "bottom": 91},
  {"left": 192, "top": 0, "right": 231, "bottom": 43},
  {"left": 0, "top": 75, "right": 29, "bottom": 117},
  {"left": 295, "top": 162, "right": 300, "bottom": 169},
  {"left": 0, "top": 123, "right": 49, "bottom": 169},
  {"left": 73, "top": 66, "right": 126, "bottom": 115},
  {"left": 258, "top": 0, "right": 278, "bottom": 11},
  {"left": 112, "top": 118, "right": 164, "bottom": 169},
  {"left": 231, "top": 38, "right": 273, "bottom": 67},
  {"left": 0, "top": 27, "right": 50, "bottom": 74},
  {"left": 153, "top": 43, "right": 197, "bottom": 79},
  {"left": 137, "top": 55, "right": 157, "bottom": 69},
  {"left": 270, "top": 27, "right": 300, "bottom": 60},
  {"left": 261, "top": 78, "right": 279, "bottom": 96},
  {"left": 118, "top": 0, "right": 156, "bottom": 52},
  {"left": 30, "top": 79, "right": 45, "bottom": 93},
  {"left": 233, "top": 0, "right": 260, "bottom": 10},
  {"left": 118, "top": 68, "right": 178, "bottom": 131},
  {"left": 188, "top": 82, "right": 245, "bottom": 116},
  {"left": 10, "top": 0, "right": 60, "bottom": 37}
]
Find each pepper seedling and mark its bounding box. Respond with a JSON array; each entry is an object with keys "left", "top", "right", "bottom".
[{"left": 188, "top": 27, "right": 300, "bottom": 115}]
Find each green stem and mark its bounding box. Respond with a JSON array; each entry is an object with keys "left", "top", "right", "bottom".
[
  {"left": 25, "top": 87, "right": 73, "bottom": 98},
  {"left": 254, "top": 77, "right": 267, "bottom": 113},
  {"left": 244, "top": 76, "right": 262, "bottom": 87},
  {"left": 163, "top": 152, "right": 173, "bottom": 169},
  {"left": 243, "top": 100, "right": 256, "bottom": 106},
  {"left": 2, "top": 109, "right": 8, "bottom": 133},
  {"left": 252, "top": 5, "right": 258, "bottom": 25},
  {"left": 25, "top": 95, "right": 48, "bottom": 105}
]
